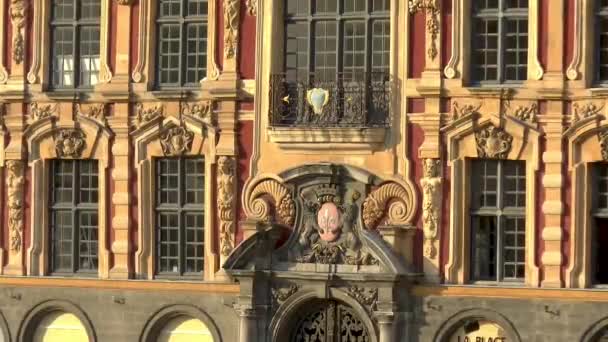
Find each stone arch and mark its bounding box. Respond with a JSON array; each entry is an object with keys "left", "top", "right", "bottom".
[
  {"left": 433, "top": 308, "right": 521, "bottom": 342},
  {"left": 18, "top": 300, "right": 96, "bottom": 342},
  {"left": 139, "top": 304, "right": 222, "bottom": 342},
  {"left": 581, "top": 316, "right": 608, "bottom": 342},
  {"left": 269, "top": 288, "right": 378, "bottom": 342}
]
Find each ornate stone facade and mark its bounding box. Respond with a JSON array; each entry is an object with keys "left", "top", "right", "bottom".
[
  {"left": 6, "top": 160, "right": 24, "bottom": 253},
  {"left": 217, "top": 156, "right": 236, "bottom": 257}
]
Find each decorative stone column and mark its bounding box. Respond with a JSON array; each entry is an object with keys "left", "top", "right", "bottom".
[
  {"left": 218, "top": 156, "right": 236, "bottom": 265},
  {"left": 235, "top": 305, "right": 257, "bottom": 342},
  {"left": 421, "top": 158, "right": 442, "bottom": 282},
  {"left": 374, "top": 311, "right": 396, "bottom": 342}
]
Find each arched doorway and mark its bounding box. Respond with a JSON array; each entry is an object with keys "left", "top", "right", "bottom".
[
  {"left": 156, "top": 316, "right": 214, "bottom": 342},
  {"left": 32, "top": 311, "right": 90, "bottom": 342},
  {"left": 292, "top": 300, "right": 369, "bottom": 342},
  {"left": 446, "top": 320, "right": 509, "bottom": 342}
]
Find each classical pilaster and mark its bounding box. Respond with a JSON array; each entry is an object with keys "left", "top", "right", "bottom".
[
  {"left": 374, "top": 312, "right": 396, "bottom": 342},
  {"left": 410, "top": 0, "right": 442, "bottom": 89},
  {"left": 108, "top": 104, "right": 131, "bottom": 278},
  {"left": 218, "top": 156, "right": 236, "bottom": 265},
  {"left": 97, "top": 0, "right": 132, "bottom": 94},
  {"left": 540, "top": 101, "right": 565, "bottom": 288},
  {"left": 541, "top": 0, "right": 565, "bottom": 88},
  {"left": 3, "top": 103, "right": 25, "bottom": 275},
  {"left": 221, "top": 0, "right": 241, "bottom": 80}
]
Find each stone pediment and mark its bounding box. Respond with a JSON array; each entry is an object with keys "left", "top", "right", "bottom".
[{"left": 224, "top": 164, "right": 416, "bottom": 276}]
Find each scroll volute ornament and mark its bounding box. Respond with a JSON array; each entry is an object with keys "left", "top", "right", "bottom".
[
  {"left": 246, "top": 179, "right": 295, "bottom": 226},
  {"left": 6, "top": 160, "right": 25, "bottom": 252},
  {"left": 362, "top": 182, "right": 411, "bottom": 229},
  {"left": 55, "top": 129, "right": 86, "bottom": 158},
  {"left": 10, "top": 0, "right": 27, "bottom": 65},
  {"left": 475, "top": 125, "right": 513, "bottom": 159}
]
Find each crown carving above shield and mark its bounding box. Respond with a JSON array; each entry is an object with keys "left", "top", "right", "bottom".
[{"left": 307, "top": 88, "right": 330, "bottom": 115}]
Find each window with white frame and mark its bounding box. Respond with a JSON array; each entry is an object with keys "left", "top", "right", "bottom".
[
  {"left": 592, "top": 163, "right": 608, "bottom": 284},
  {"left": 471, "top": 0, "right": 528, "bottom": 84},
  {"left": 470, "top": 159, "right": 526, "bottom": 282}
]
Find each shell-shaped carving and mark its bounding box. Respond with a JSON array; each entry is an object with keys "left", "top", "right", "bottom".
[
  {"left": 362, "top": 182, "right": 410, "bottom": 229},
  {"left": 247, "top": 179, "right": 295, "bottom": 226}
]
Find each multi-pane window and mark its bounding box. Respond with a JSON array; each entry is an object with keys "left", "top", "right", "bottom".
[
  {"left": 471, "top": 0, "right": 528, "bottom": 84},
  {"left": 50, "top": 0, "right": 101, "bottom": 89},
  {"left": 470, "top": 159, "right": 526, "bottom": 282},
  {"left": 50, "top": 160, "right": 99, "bottom": 274},
  {"left": 156, "top": 0, "right": 208, "bottom": 88},
  {"left": 155, "top": 158, "right": 205, "bottom": 277},
  {"left": 592, "top": 163, "right": 608, "bottom": 284},
  {"left": 284, "top": 0, "right": 390, "bottom": 81},
  {"left": 597, "top": 1, "right": 608, "bottom": 82}
]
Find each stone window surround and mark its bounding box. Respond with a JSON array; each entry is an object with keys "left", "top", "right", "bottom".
[
  {"left": 567, "top": 0, "right": 604, "bottom": 85},
  {"left": 24, "top": 113, "right": 113, "bottom": 278},
  {"left": 131, "top": 0, "right": 221, "bottom": 92},
  {"left": 443, "top": 111, "right": 540, "bottom": 286},
  {"left": 444, "top": 0, "right": 543, "bottom": 83},
  {"left": 564, "top": 107, "right": 608, "bottom": 288},
  {"left": 132, "top": 111, "right": 219, "bottom": 281},
  {"left": 28, "top": 0, "right": 113, "bottom": 89}
]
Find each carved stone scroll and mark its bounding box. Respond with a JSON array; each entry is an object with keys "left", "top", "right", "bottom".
[
  {"left": 421, "top": 159, "right": 441, "bottom": 258},
  {"left": 245, "top": 179, "right": 295, "bottom": 226},
  {"left": 6, "top": 160, "right": 24, "bottom": 252},
  {"left": 160, "top": 126, "right": 194, "bottom": 156},
  {"left": 217, "top": 156, "right": 236, "bottom": 257},
  {"left": 54, "top": 129, "right": 86, "bottom": 158},
  {"left": 362, "top": 182, "right": 411, "bottom": 229},
  {"left": 223, "top": 0, "right": 240, "bottom": 60},
  {"left": 10, "top": 0, "right": 27, "bottom": 65},
  {"left": 475, "top": 125, "right": 513, "bottom": 159}
]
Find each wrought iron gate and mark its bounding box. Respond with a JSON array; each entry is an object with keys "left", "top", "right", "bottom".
[{"left": 292, "top": 300, "right": 370, "bottom": 342}]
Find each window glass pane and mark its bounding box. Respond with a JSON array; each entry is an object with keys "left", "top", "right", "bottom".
[
  {"left": 285, "top": 22, "right": 309, "bottom": 80},
  {"left": 52, "top": 210, "right": 74, "bottom": 272},
  {"left": 313, "top": 21, "right": 337, "bottom": 80},
  {"left": 159, "top": 0, "right": 182, "bottom": 17},
  {"left": 504, "top": 18, "right": 528, "bottom": 81},
  {"left": 51, "top": 27, "right": 75, "bottom": 88},
  {"left": 372, "top": 0, "right": 389, "bottom": 12},
  {"left": 599, "top": 17, "right": 608, "bottom": 81},
  {"left": 343, "top": 21, "right": 366, "bottom": 79},
  {"left": 78, "top": 211, "right": 98, "bottom": 271},
  {"left": 505, "top": 0, "right": 528, "bottom": 9},
  {"left": 472, "top": 19, "right": 499, "bottom": 82},
  {"left": 157, "top": 159, "right": 180, "bottom": 205},
  {"left": 80, "top": 0, "right": 101, "bottom": 19},
  {"left": 185, "top": 158, "right": 205, "bottom": 204},
  {"left": 157, "top": 24, "right": 182, "bottom": 85},
  {"left": 595, "top": 218, "right": 608, "bottom": 284},
  {"left": 52, "top": 0, "right": 75, "bottom": 20},
  {"left": 185, "top": 23, "right": 208, "bottom": 84},
  {"left": 157, "top": 212, "right": 180, "bottom": 273},
  {"left": 79, "top": 26, "right": 101, "bottom": 87},
  {"left": 185, "top": 213, "right": 204, "bottom": 273},
  {"left": 471, "top": 160, "right": 499, "bottom": 209},
  {"left": 286, "top": 0, "right": 309, "bottom": 16},
  {"left": 371, "top": 20, "right": 390, "bottom": 74},
  {"left": 53, "top": 160, "right": 75, "bottom": 204},
  {"left": 314, "top": 0, "right": 337, "bottom": 13},
  {"left": 343, "top": 0, "right": 366, "bottom": 13},
  {"left": 472, "top": 216, "right": 497, "bottom": 281},
  {"left": 187, "top": 0, "right": 208, "bottom": 16},
  {"left": 503, "top": 217, "right": 525, "bottom": 280},
  {"left": 503, "top": 160, "right": 526, "bottom": 208},
  {"left": 79, "top": 160, "right": 99, "bottom": 204}
]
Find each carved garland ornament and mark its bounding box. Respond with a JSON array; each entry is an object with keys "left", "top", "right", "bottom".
[
  {"left": 247, "top": 179, "right": 295, "bottom": 226},
  {"left": 54, "top": 129, "right": 86, "bottom": 158},
  {"left": 217, "top": 156, "right": 236, "bottom": 256},
  {"left": 452, "top": 101, "right": 481, "bottom": 121},
  {"left": 421, "top": 159, "right": 441, "bottom": 258},
  {"left": 135, "top": 104, "right": 163, "bottom": 127},
  {"left": 600, "top": 131, "right": 608, "bottom": 162},
  {"left": 362, "top": 182, "right": 410, "bottom": 229},
  {"left": 10, "top": 0, "right": 27, "bottom": 65},
  {"left": 30, "top": 102, "right": 57, "bottom": 122},
  {"left": 6, "top": 160, "right": 24, "bottom": 252},
  {"left": 160, "top": 126, "right": 194, "bottom": 156},
  {"left": 409, "top": 0, "right": 440, "bottom": 61},
  {"left": 475, "top": 125, "right": 513, "bottom": 159},
  {"left": 573, "top": 102, "right": 603, "bottom": 123},
  {"left": 223, "top": 0, "right": 240, "bottom": 60},
  {"left": 511, "top": 103, "right": 538, "bottom": 123}
]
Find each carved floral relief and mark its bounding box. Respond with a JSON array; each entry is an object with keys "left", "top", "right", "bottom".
[
  {"left": 573, "top": 102, "right": 603, "bottom": 123},
  {"left": 223, "top": 0, "right": 240, "bottom": 60},
  {"left": 10, "top": 0, "right": 27, "bottom": 65},
  {"left": 182, "top": 101, "right": 211, "bottom": 120},
  {"left": 409, "top": 0, "right": 440, "bottom": 61},
  {"left": 135, "top": 104, "right": 163, "bottom": 128},
  {"left": 218, "top": 156, "right": 236, "bottom": 256},
  {"left": 6, "top": 160, "right": 24, "bottom": 252},
  {"left": 452, "top": 101, "right": 481, "bottom": 121},
  {"left": 76, "top": 103, "right": 106, "bottom": 123},
  {"left": 30, "top": 102, "right": 57, "bottom": 122}
]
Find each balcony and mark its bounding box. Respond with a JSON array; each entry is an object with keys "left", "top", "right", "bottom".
[{"left": 268, "top": 72, "right": 392, "bottom": 149}]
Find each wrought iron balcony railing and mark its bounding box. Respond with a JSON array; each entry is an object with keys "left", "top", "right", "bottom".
[{"left": 269, "top": 72, "right": 392, "bottom": 128}]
